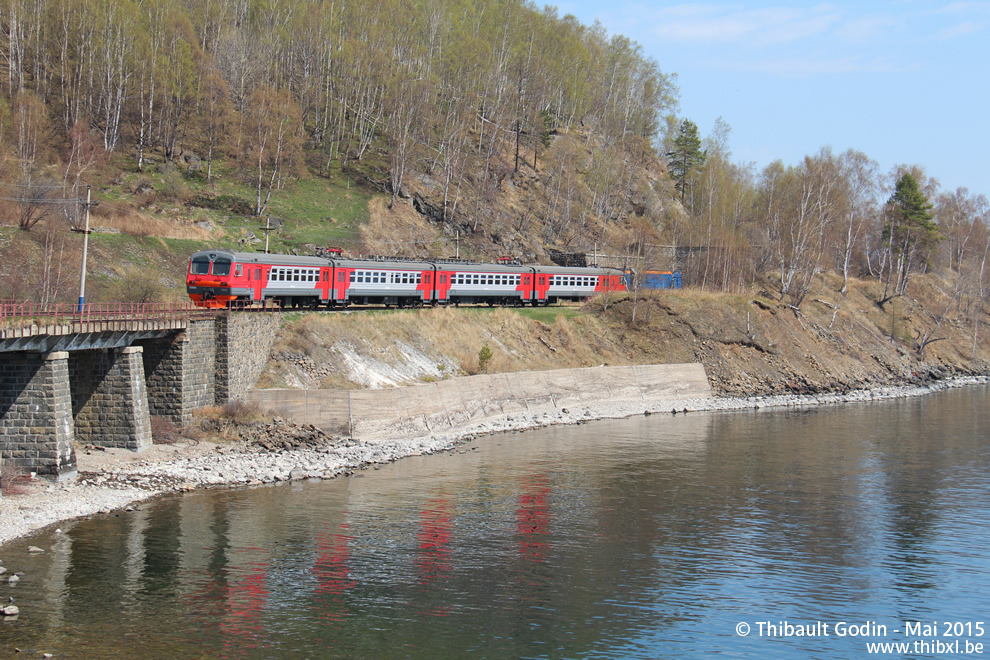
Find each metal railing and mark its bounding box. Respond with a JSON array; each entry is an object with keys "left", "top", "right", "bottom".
[{"left": 0, "top": 300, "right": 220, "bottom": 337}]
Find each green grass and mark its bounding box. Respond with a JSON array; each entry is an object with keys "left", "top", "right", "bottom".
[
  {"left": 514, "top": 306, "right": 585, "bottom": 322},
  {"left": 96, "top": 153, "right": 378, "bottom": 257}
]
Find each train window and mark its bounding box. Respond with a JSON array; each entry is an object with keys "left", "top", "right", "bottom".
[
  {"left": 416, "top": 274, "right": 422, "bottom": 283},
  {"left": 234, "top": 264, "right": 243, "bottom": 277},
  {"left": 213, "top": 259, "right": 232, "bottom": 276},
  {"left": 190, "top": 258, "right": 210, "bottom": 275}
]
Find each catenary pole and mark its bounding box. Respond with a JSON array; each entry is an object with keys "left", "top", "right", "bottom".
[{"left": 77, "top": 185, "right": 92, "bottom": 311}]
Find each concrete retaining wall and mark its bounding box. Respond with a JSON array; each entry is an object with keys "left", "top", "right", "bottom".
[{"left": 248, "top": 363, "right": 711, "bottom": 441}]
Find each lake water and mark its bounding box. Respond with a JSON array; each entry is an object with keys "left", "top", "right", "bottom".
[{"left": 2, "top": 386, "right": 989, "bottom": 658}]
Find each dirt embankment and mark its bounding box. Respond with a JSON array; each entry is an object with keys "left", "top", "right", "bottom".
[{"left": 257, "top": 274, "right": 990, "bottom": 396}]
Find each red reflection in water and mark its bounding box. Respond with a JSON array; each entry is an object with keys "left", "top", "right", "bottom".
[
  {"left": 416, "top": 497, "right": 453, "bottom": 616},
  {"left": 517, "top": 475, "right": 551, "bottom": 562},
  {"left": 182, "top": 546, "right": 272, "bottom": 655},
  {"left": 313, "top": 523, "right": 355, "bottom": 623},
  {"left": 217, "top": 547, "right": 271, "bottom": 655}
]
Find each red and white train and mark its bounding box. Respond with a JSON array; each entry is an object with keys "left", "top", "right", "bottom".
[{"left": 187, "top": 249, "right": 627, "bottom": 309}]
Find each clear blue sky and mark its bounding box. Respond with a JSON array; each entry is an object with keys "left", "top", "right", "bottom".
[{"left": 558, "top": 0, "right": 989, "bottom": 198}]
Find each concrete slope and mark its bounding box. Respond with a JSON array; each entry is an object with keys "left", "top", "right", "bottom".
[{"left": 249, "top": 363, "right": 711, "bottom": 442}]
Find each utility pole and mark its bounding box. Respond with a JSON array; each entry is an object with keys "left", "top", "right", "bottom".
[
  {"left": 454, "top": 230, "right": 460, "bottom": 259},
  {"left": 75, "top": 186, "right": 94, "bottom": 311},
  {"left": 259, "top": 216, "right": 276, "bottom": 254}
]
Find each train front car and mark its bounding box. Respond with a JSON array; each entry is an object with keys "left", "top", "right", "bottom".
[
  {"left": 533, "top": 265, "right": 627, "bottom": 305},
  {"left": 188, "top": 250, "right": 333, "bottom": 308},
  {"left": 187, "top": 249, "right": 248, "bottom": 307}
]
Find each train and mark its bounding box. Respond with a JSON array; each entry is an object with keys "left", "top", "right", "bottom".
[
  {"left": 639, "top": 270, "right": 683, "bottom": 290},
  {"left": 186, "top": 249, "right": 629, "bottom": 309}
]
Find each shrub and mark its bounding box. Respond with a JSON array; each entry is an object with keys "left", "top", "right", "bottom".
[
  {"left": 150, "top": 415, "right": 181, "bottom": 444},
  {"left": 1, "top": 459, "right": 28, "bottom": 496},
  {"left": 478, "top": 341, "right": 493, "bottom": 373}
]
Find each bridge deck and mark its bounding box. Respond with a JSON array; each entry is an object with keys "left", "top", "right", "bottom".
[{"left": 1, "top": 301, "right": 215, "bottom": 352}]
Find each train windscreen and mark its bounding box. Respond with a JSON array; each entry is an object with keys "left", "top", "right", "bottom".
[{"left": 190, "top": 257, "right": 211, "bottom": 275}]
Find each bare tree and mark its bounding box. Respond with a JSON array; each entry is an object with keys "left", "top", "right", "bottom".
[
  {"left": 244, "top": 86, "right": 303, "bottom": 216},
  {"left": 15, "top": 174, "right": 65, "bottom": 230}
]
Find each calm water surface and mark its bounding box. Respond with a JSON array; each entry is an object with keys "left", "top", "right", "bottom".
[{"left": 2, "top": 386, "right": 988, "bottom": 658}]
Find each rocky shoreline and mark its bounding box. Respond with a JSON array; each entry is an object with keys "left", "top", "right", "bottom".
[{"left": 1, "top": 375, "right": 987, "bottom": 548}]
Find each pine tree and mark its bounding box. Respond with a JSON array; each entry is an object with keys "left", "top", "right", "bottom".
[
  {"left": 666, "top": 119, "right": 707, "bottom": 207},
  {"left": 883, "top": 172, "right": 941, "bottom": 296}
]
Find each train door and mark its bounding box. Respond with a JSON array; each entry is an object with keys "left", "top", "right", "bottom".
[
  {"left": 252, "top": 266, "right": 265, "bottom": 300},
  {"left": 418, "top": 268, "right": 435, "bottom": 303},
  {"left": 318, "top": 267, "right": 332, "bottom": 302},
  {"left": 434, "top": 270, "right": 453, "bottom": 302},
  {"left": 334, "top": 267, "right": 352, "bottom": 303},
  {"left": 518, "top": 273, "right": 532, "bottom": 301},
  {"left": 535, "top": 274, "right": 550, "bottom": 302}
]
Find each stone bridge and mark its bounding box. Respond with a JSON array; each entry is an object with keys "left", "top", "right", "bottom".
[{"left": 0, "top": 303, "right": 280, "bottom": 483}]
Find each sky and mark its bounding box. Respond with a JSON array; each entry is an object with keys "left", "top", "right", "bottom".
[{"left": 557, "top": 0, "right": 990, "bottom": 198}]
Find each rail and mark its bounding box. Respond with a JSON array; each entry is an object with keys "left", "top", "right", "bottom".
[{"left": 0, "top": 300, "right": 222, "bottom": 337}]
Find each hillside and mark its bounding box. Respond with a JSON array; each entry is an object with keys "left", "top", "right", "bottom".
[{"left": 259, "top": 274, "right": 990, "bottom": 397}]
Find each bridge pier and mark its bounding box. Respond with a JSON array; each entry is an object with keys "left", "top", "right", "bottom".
[
  {"left": 139, "top": 319, "right": 217, "bottom": 427},
  {"left": 71, "top": 346, "right": 152, "bottom": 453},
  {"left": 0, "top": 351, "right": 77, "bottom": 481}
]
